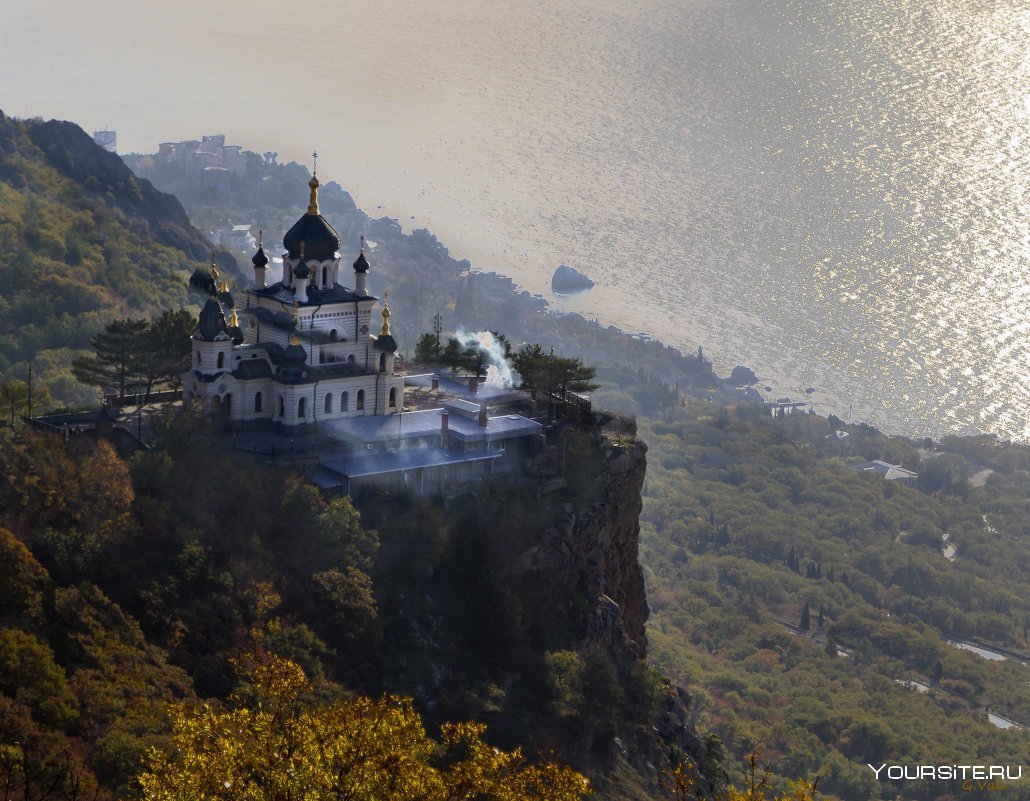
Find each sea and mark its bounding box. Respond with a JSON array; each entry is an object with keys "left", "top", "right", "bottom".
[{"left": 2, "top": 0, "right": 1027, "bottom": 440}]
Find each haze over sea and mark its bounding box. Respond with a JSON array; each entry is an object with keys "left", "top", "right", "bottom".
[{"left": 3, "top": 0, "right": 1027, "bottom": 440}]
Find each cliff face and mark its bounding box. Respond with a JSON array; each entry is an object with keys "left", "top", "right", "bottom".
[
  {"left": 535, "top": 412, "right": 719, "bottom": 798},
  {"left": 542, "top": 413, "right": 649, "bottom": 665}
]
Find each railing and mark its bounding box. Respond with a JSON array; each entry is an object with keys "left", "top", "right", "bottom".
[{"left": 104, "top": 389, "right": 183, "bottom": 406}]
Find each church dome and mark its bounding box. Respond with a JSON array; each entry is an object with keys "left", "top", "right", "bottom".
[
  {"left": 284, "top": 336, "right": 308, "bottom": 364},
  {"left": 283, "top": 176, "right": 341, "bottom": 261},
  {"left": 251, "top": 246, "right": 268, "bottom": 267},
  {"left": 195, "top": 297, "right": 229, "bottom": 341},
  {"left": 353, "top": 248, "right": 370, "bottom": 273}
]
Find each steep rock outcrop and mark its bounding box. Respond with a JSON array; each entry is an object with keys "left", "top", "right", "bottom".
[
  {"left": 535, "top": 412, "right": 719, "bottom": 797},
  {"left": 544, "top": 413, "right": 648, "bottom": 664}
]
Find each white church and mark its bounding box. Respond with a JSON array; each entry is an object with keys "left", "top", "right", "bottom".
[
  {"left": 181, "top": 171, "right": 550, "bottom": 496},
  {"left": 182, "top": 172, "right": 404, "bottom": 430}
]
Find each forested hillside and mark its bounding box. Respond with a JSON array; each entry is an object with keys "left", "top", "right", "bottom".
[
  {"left": 637, "top": 403, "right": 1029, "bottom": 800},
  {"left": 0, "top": 113, "right": 214, "bottom": 408},
  {"left": 0, "top": 409, "right": 702, "bottom": 801}
]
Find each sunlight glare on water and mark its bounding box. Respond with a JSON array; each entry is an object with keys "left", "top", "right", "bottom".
[{"left": 1, "top": 0, "right": 1027, "bottom": 438}]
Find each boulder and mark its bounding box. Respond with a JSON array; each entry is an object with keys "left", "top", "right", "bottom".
[
  {"left": 551, "top": 264, "right": 595, "bottom": 293},
  {"left": 729, "top": 365, "right": 758, "bottom": 386}
]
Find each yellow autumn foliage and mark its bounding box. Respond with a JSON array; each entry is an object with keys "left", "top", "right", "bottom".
[{"left": 138, "top": 654, "right": 589, "bottom": 801}]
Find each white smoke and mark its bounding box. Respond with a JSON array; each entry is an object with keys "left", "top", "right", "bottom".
[{"left": 454, "top": 329, "right": 515, "bottom": 388}]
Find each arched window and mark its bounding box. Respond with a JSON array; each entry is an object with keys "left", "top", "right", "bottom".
[
  {"left": 278, "top": 396, "right": 284, "bottom": 417},
  {"left": 298, "top": 397, "right": 307, "bottom": 418},
  {"left": 195, "top": 351, "right": 201, "bottom": 366},
  {"left": 356, "top": 389, "right": 365, "bottom": 411},
  {"left": 330, "top": 330, "right": 338, "bottom": 342},
  {"left": 347, "top": 354, "right": 355, "bottom": 364},
  {"left": 389, "top": 387, "right": 396, "bottom": 408},
  {"left": 342, "top": 391, "right": 349, "bottom": 411},
  {"left": 379, "top": 353, "right": 387, "bottom": 372},
  {"left": 324, "top": 393, "right": 332, "bottom": 414},
  {"left": 217, "top": 352, "right": 225, "bottom": 369},
  {"left": 322, "top": 266, "right": 328, "bottom": 285},
  {"left": 255, "top": 392, "right": 262, "bottom": 413},
  {"left": 319, "top": 351, "right": 326, "bottom": 364}
]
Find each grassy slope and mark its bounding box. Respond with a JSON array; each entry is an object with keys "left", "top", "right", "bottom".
[{"left": 0, "top": 113, "right": 212, "bottom": 407}]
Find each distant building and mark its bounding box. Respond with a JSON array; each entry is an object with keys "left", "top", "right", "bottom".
[
  {"left": 93, "top": 129, "right": 117, "bottom": 153},
  {"left": 222, "top": 223, "right": 256, "bottom": 253},
  {"left": 849, "top": 460, "right": 918, "bottom": 487},
  {"left": 156, "top": 134, "right": 247, "bottom": 176}
]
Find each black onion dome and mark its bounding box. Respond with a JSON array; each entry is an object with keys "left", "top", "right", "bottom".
[
  {"left": 251, "top": 246, "right": 268, "bottom": 267},
  {"left": 353, "top": 248, "right": 370, "bottom": 273},
  {"left": 373, "top": 334, "right": 398, "bottom": 353},
  {"left": 283, "top": 213, "right": 340, "bottom": 261},
  {"left": 284, "top": 340, "right": 308, "bottom": 364},
  {"left": 189, "top": 268, "right": 216, "bottom": 295},
  {"left": 293, "top": 259, "right": 310, "bottom": 279}
]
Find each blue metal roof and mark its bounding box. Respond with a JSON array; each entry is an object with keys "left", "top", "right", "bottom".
[
  {"left": 325, "top": 408, "right": 542, "bottom": 445},
  {"left": 321, "top": 447, "right": 501, "bottom": 479}
]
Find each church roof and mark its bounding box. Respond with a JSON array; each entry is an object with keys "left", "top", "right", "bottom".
[
  {"left": 283, "top": 209, "right": 340, "bottom": 262},
  {"left": 231, "top": 360, "right": 273, "bottom": 380},
  {"left": 320, "top": 447, "right": 501, "bottom": 480},
  {"left": 251, "top": 281, "right": 374, "bottom": 306},
  {"left": 195, "top": 296, "right": 230, "bottom": 341},
  {"left": 353, "top": 248, "right": 370, "bottom": 273},
  {"left": 245, "top": 305, "right": 297, "bottom": 330}
]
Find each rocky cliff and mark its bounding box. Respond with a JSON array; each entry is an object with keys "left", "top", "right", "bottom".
[
  {"left": 534, "top": 412, "right": 720, "bottom": 798},
  {"left": 542, "top": 412, "right": 649, "bottom": 664}
]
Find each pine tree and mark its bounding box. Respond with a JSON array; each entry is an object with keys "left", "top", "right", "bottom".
[
  {"left": 72, "top": 318, "right": 149, "bottom": 399},
  {"left": 817, "top": 605, "right": 825, "bottom": 629},
  {"left": 800, "top": 602, "right": 811, "bottom": 632},
  {"left": 140, "top": 309, "right": 196, "bottom": 395}
]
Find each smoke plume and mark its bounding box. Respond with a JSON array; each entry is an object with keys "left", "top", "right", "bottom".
[{"left": 454, "top": 329, "right": 515, "bottom": 388}]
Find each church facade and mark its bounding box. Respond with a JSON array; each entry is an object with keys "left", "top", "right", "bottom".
[{"left": 182, "top": 173, "right": 403, "bottom": 430}]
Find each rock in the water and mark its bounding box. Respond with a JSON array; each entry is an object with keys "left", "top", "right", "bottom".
[
  {"left": 551, "top": 263, "right": 595, "bottom": 293},
  {"left": 729, "top": 365, "right": 759, "bottom": 386}
]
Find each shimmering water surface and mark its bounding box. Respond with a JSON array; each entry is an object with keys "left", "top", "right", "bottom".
[{"left": 3, "top": 0, "right": 1027, "bottom": 438}]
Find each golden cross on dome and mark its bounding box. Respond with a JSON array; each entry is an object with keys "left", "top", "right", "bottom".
[{"left": 312, "top": 150, "right": 318, "bottom": 176}]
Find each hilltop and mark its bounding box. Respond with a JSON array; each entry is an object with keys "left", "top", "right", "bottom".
[{"left": 0, "top": 113, "right": 218, "bottom": 408}]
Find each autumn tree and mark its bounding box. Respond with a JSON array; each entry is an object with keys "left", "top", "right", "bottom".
[
  {"left": 138, "top": 653, "right": 588, "bottom": 801},
  {"left": 0, "top": 380, "right": 29, "bottom": 426}
]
